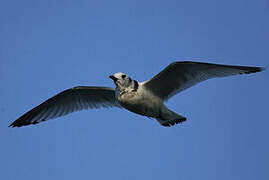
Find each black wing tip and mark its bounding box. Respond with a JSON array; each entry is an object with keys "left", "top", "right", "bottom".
[
  {"left": 8, "top": 121, "right": 28, "bottom": 128},
  {"left": 240, "top": 66, "right": 265, "bottom": 75},
  {"left": 8, "top": 122, "right": 23, "bottom": 128},
  {"left": 8, "top": 123, "right": 15, "bottom": 128},
  {"left": 8, "top": 120, "right": 21, "bottom": 128},
  {"left": 8, "top": 119, "right": 43, "bottom": 128},
  {"left": 254, "top": 67, "right": 265, "bottom": 72}
]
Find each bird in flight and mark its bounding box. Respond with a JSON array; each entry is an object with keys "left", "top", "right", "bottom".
[{"left": 9, "top": 61, "right": 264, "bottom": 127}]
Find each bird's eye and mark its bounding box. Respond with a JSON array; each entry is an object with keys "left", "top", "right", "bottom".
[{"left": 121, "top": 74, "right": 126, "bottom": 79}]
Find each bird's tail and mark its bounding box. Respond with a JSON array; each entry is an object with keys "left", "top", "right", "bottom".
[{"left": 156, "top": 108, "right": 186, "bottom": 127}]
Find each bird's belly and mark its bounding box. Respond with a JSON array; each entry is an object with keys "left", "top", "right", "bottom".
[{"left": 119, "top": 93, "right": 161, "bottom": 117}]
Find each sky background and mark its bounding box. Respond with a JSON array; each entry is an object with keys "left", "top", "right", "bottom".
[{"left": 0, "top": 0, "right": 268, "bottom": 179}]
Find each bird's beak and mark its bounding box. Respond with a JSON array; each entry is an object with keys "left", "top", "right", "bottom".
[{"left": 109, "top": 75, "right": 118, "bottom": 82}]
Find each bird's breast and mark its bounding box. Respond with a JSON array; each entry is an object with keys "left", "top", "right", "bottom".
[{"left": 117, "top": 89, "right": 162, "bottom": 117}]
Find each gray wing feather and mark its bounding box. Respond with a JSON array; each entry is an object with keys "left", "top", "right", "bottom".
[
  {"left": 143, "top": 61, "right": 264, "bottom": 100},
  {"left": 9, "top": 86, "right": 120, "bottom": 127}
]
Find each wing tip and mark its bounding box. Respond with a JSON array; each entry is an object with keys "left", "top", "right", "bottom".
[
  {"left": 8, "top": 121, "right": 22, "bottom": 128},
  {"left": 257, "top": 67, "right": 265, "bottom": 72},
  {"left": 8, "top": 119, "right": 20, "bottom": 128},
  {"left": 8, "top": 123, "right": 15, "bottom": 128},
  {"left": 8, "top": 118, "right": 43, "bottom": 128},
  {"left": 8, "top": 120, "right": 27, "bottom": 128},
  {"left": 242, "top": 66, "right": 265, "bottom": 75}
]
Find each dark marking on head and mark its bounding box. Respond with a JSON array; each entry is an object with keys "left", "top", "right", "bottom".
[{"left": 134, "top": 80, "right": 139, "bottom": 91}]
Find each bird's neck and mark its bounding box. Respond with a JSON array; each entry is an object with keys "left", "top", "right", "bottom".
[{"left": 116, "top": 80, "right": 139, "bottom": 95}]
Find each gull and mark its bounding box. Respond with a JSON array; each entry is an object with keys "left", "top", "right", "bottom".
[{"left": 9, "top": 61, "right": 264, "bottom": 127}]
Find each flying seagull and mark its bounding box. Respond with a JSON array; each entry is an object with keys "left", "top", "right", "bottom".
[{"left": 9, "top": 61, "right": 264, "bottom": 127}]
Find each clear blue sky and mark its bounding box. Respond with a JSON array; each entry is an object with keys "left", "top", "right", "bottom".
[{"left": 1, "top": 0, "right": 268, "bottom": 179}]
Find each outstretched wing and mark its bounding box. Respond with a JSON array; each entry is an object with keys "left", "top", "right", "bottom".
[
  {"left": 143, "top": 61, "right": 264, "bottom": 101},
  {"left": 9, "top": 86, "right": 120, "bottom": 127}
]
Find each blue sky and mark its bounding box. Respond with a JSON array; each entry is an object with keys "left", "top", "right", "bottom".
[{"left": 0, "top": 0, "right": 268, "bottom": 179}]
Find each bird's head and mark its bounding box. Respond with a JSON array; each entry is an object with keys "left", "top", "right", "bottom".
[{"left": 109, "top": 72, "right": 133, "bottom": 89}]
